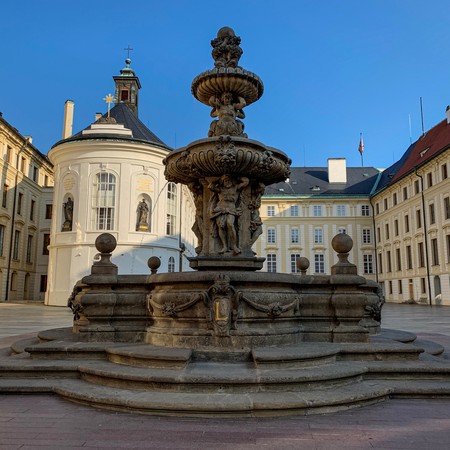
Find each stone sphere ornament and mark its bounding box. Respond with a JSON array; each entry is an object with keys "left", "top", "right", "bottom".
[
  {"left": 95, "top": 233, "right": 117, "bottom": 254},
  {"left": 148, "top": 256, "right": 161, "bottom": 274},
  {"left": 331, "top": 233, "right": 353, "bottom": 254},
  {"left": 296, "top": 256, "right": 310, "bottom": 273}
]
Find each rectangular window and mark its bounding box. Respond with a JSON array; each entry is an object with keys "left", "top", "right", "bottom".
[
  {"left": 404, "top": 214, "right": 410, "bottom": 233},
  {"left": 447, "top": 235, "right": 450, "bottom": 263},
  {"left": 427, "top": 172, "right": 433, "bottom": 188},
  {"left": 43, "top": 233, "right": 50, "bottom": 255},
  {"left": 290, "top": 228, "right": 299, "bottom": 244},
  {"left": 267, "top": 227, "right": 276, "bottom": 244},
  {"left": 314, "top": 254, "right": 325, "bottom": 273},
  {"left": 376, "top": 203, "right": 380, "bottom": 214},
  {"left": 13, "top": 230, "right": 20, "bottom": 260},
  {"left": 361, "top": 205, "right": 370, "bottom": 216},
  {"left": 267, "top": 253, "right": 277, "bottom": 272},
  {"left": 418, "top": 242, "right": 425, "bottom": 267},
  {"left": 26, "top": 235, "right": 33, "bottom": 263},
  {"left": 377, "top": 227, "right": 381, "bottom": 242},
  {"left": 30, "top": 200, "right": 35, "bottom": 221},
  {"left": 362, "top": 228, "right": 371, "bottom": 244},
  {"left": 336, "top": 205, "right": 346, "bottom": 217},
  {"left": 44, "top": 175, "right": 49, "bottom": 186},
  {"left": 384, "top": 198, "right": 388, "bottom": 210},
  {"left": 314, "top": 228, "right": 323, "bottom": 244},
  {"left": 406, "top": 245, "right": 412, "bottom": 270},
  {"left": 421, "top": 277, "right": 426, "bottom": 294},
  {"left": 267, "top": 205, "right": 275, "bottom": 217},
  {"left": 290, "top": 205, "right": 299, "bottom": 217},
  {"left": 363, "top": 255, "right": 374, "bottom": 274},
  {"left": 403, "top": 187, "right": 408, "bottom": 201},
  {"left": 444, "top": 197, "right": 450, "bottom": 220},
  {"left": 20, "top": 156, "right": 26, "bottom": 173},
  {"left": 6, "top": 146, "right": 11, "bottom": 163},
  {"left": 429, "top": 204, "right": 436, "bottom": 225},
  {"left": 45, "top": 204, "right": 53, "bottom": 220},
  {"left": 33, "top": 166, "right": 38, "bottom": 182},
  {"left": 431, "top": 238, "right": 439, "bottom": 265},
  {"left": 387, "top": 251, "right": 392, "bottom": 272},
  {"left": 393, "top": 193, "right": 397, "bottom": 206},
  {"left": 385, "top": 223, "right": 390, "bottom": 240},
  {"left": 40, "top": 275, "right": 47, "bottom": 293},
  {"left": 442, "top": 164, "right": 448, "bottom": 180},
  {"left": 291, "top": 254, "right": 300, "bottom": 273},
  {"left": 394, "top": 219, "right": 399, "bottom": 236},
  {"left": 398, "top": 280, "right": 403, "bottom": 295},
  {"left": 2, "top": 185, "right": 8, "bottom": 208},
  {"left": 388, "top": 281, "right": 393, "bottom": 295},
  {"left": 414, "top": 180, "right": 420, "bottom": 194},
  {"left": 94, "top": 173, "right": 116, "bottom": 230},
  {"left": 0, "top": 224, "right": 5, "bottom": 257},
  {"left": 416, "top": 209, "right": 422, "bottom": 229},
  {"left": 396, "top": 248, "right": 401, "bottom": 271},
  {"left": 17, "top": 192, "right": 23, "bottom": 215},
  {"left": 378, "top": 253, "right": 383, "bottom": 274},
  {"left": 313, "top": 205, "right": 322, "bottom": 217}
]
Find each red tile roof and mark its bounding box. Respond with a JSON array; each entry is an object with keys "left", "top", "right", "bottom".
[{"left": 392, "top": 118, "right": 450, "bottom": 183}]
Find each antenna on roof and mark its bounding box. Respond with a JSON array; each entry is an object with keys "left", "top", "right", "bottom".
[{"left": 420, "top": 97, "right": 425, "bottom": 136}]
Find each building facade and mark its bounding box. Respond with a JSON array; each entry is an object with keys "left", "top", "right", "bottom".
[
  {"left": 372, "top": 109, "right": 450, "bottom": 305},
  {"left": 0, "top": 114, "right": 54, "bottom": 301},
  {"left": 45, "top": 60, "right": 196, "bottom": 306},
  {"left": 256, "top": 159, "right": 380, "bottom": 280}
]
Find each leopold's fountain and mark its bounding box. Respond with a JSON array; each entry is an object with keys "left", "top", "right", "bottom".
[{"left": 1, "top": 28, "right": 449, "bottom": 416}]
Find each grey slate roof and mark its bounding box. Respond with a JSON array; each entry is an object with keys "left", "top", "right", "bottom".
[
  {"left": 265, "top": 166, "right": 381, "bottom": 197},
  {"left": 52, "top": 103, "right": 170, "bottom": 149}
]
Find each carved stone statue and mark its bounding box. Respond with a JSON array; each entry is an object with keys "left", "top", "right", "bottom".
[
  {"left": 248, "top": 182, "right": 265, "bottom": 246},
  {"left": 189, "top": 182, "right": 204, "bottom": 254},
  {"left": 209, "top": 175, "right": 249, "bottom": 255},
  {"left": 208, "top": 92, "right": 247, "bottom": 138},
  {"left": 62, "top": 197, "right": 73, "bottom": 231},
  {"left": 136, "top": 199, "right": 150, "bottom": 231},
  {"left": 211, "top": 27, "right": 243, "bottom": 68}
]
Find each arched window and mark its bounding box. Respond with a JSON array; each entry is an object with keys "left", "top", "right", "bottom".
[
  {"left": 168, "top": 256, "right": 175, "bottom": 273},
  {"left": 166, "top": 182, "right": 177, "bottom": 235},
  {"left": 93, "top": 173, "right": 116, "bottom": 230}
]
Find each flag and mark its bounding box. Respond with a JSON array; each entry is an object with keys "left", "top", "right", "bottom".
[{"left": 358, "top": 133, "right": 364, "bottom": 155}]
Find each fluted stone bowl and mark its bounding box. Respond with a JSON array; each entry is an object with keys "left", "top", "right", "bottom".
[
  {"left": 164, "top": 136, "right": 291, "bottom": 185},
  {"left": 191, "top": 68, "right": 264, "bottom": 106}
]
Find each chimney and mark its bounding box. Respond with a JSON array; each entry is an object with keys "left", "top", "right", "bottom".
[
  {"left": 95, "top": 112, "right": 102, "bottom": 122},
  {"left": 328, "top": 158, "right": 347, "bottom": 184},
  {"left": 446, "top": 105, "right": 450, "bottom": 125},
  {"left": 62, "top": 100, "right": 74, "bottom": 139}
]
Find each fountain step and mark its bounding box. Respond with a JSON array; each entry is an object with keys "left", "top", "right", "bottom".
[
  {"left": 52, "top": 378, "right": 392, "bottom": 417},
  {"left": 77, "top": 360, "right": 367, "bottom": 393},
  {"left": 365, "top": 360, "right": 450, "bottom": 379},
  {"left": 25, "top": 340, "right": 113, "bottom": 360},
  {"left": 337, "top": 342, "right": 424, "bottom": 361},
  {"left": 413, "top": 339, "right": 445, "bottom": 356},
  {"left": 0, "top": 358, "right": 80, "bottom": 378}
]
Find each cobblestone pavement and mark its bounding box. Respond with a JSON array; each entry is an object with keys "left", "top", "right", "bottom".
[{"left": 1, "top": 302, "right": 450, "bottom": 449}]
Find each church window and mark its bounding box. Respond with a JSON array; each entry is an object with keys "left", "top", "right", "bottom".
[
  {"left": 168, "top": 256, "right": 175, "bottom": 273},
  {"left": 121, "top": 89, "right": 129, "bottom": 101},
  {"left": 93, "top": 172, "right": 116, "bottom": 231},
  {"left": 166, "top": 182, "right": 177, "bottom": 235}
]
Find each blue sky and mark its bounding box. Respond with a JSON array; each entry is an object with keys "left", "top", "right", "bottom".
[{"left": 2, "top": 0, "right": 450, "bottom": 169}]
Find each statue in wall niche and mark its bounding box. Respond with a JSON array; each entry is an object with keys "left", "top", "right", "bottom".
[
  {"left": 189, "top": 182, "right": 204, "bottom": 254},
  {"left": 208, "top": 92, "right": 247, "bottom": 138},
  {"left": 136, "top": 199, "right": 150, "bottom": 231},
  {"left": 62, "top": 197, "right": 73, "bottom": 231},
  {"left": 209, "top": 175, "right": 249, "bottom": 255},
  {"left": 211, "top": 26, "right": 243, "bottom": 68}
]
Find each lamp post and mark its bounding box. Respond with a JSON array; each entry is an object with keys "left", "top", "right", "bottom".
[{"left": 4, "top": 138, "right": 29, "bottom": 302}]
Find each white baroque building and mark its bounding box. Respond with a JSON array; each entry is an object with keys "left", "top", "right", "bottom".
[{"left": 45, "top": 60, "right": 196, "bottom": 306}]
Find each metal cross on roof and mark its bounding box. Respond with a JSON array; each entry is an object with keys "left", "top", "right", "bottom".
[{"left": 124, "top": 45, "right": 133, "bottom": 58}]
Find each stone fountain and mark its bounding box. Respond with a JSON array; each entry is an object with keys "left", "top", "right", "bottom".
[{"left": 2, "top": 28, "right": 450, "bottom": 416}]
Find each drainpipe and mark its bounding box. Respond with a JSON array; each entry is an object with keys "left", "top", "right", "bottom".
[
  {"left": 5, "top": 138, "right": 29, "bottom": 301},
  {"left": 415, "top": 168, "right": 432, "bottom": 306}
]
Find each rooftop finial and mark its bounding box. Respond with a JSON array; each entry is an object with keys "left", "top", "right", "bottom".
[
  {"left": 124, "top": 45, "right": 133, "bottom": 59},
  {"left": 211, "top": 27, "right": 243, "bottom": 68}
]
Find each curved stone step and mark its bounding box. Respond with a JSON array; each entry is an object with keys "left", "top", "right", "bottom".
[
  {"left": 365, "top": 359, "right": 450, "bottom": 379},
  {"left": 78, "top": 360, "right": 367, "bottom": 393},
  {"left": 54, "top": 378, "right": 391, "bottom": 417},
  {"left": 413, "top": 339, "right": 444, "bottom": 356}
]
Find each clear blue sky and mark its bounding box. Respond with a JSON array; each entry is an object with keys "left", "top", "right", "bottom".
[{"left": 2, "top": 0, "right": 450, "bottom": 169}]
